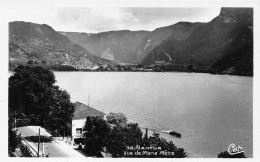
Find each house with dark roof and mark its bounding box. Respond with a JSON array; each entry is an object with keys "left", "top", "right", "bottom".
[{"left": 72, "top": 102, "right": 105, "bottom": 144}]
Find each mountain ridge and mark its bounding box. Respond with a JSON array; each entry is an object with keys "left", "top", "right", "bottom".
[
  {"left": 62, "top": 21, "right": 203, "bottom": 64},
  {"left": 9, "top": 7, "right": 253, "bottom": 75},
  {"left": 142, "top": 7, "right": 253, "bottom": 75},
  {"left": 9, "top": 21, "right": 114, "bottom": 70},
  {"left": 60, "top": 30, "right": 150, "bottom": 63}
]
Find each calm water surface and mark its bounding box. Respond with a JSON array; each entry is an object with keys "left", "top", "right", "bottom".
[{"left": 54, "top": 72, "right": 253, "bottom": 158}]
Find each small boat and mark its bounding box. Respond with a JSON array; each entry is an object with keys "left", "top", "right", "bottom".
[{"left": 169, "top": 131, "right": 181, "bottom": 138}]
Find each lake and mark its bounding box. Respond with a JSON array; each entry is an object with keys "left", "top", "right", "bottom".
[{"left": 54, "top": 72, "right": 253, "bottom": 158}]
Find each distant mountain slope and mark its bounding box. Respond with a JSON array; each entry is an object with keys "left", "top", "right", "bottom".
[
  {"left": 9, "top": 21, "right": 112, "bottom": 68},
  {"left": 211, "top": 24, "right": 253, "bottom": 76},
  {"left": 59, "top": 32, "right": 94, "bottom": 45},
  {"left": 143, "top": 8, "right": 253, "bottom": 75},
  {"left": 133, "top": 22, "right": 202, "bottom": 63},
  {"left": 62, "top": 22, "right": 202, "bottom": 64},
  {"left": 61, "top": 30, "right": 150, "bottom": 63}
]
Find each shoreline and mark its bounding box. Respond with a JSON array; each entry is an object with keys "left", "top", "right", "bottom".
[{"left": 51, "top": 71, "right": 253, "bottom": 78}]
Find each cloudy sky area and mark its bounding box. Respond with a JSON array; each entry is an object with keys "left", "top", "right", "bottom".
[{"left": 8, "top": 7, "right": 221, "bottom": 33}]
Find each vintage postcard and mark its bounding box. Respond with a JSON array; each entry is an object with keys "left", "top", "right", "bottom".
[{"left": 1, "top": 0, "right": 259, "bottom": 161}]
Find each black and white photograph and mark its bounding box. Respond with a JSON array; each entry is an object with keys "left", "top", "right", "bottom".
[{"left": 1, "top": 0, "right": 259, "bottom": 160}]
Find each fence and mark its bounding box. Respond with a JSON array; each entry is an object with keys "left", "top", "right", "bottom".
[{"left": 21, "top": 139, "right": 38, "bottom": 157}]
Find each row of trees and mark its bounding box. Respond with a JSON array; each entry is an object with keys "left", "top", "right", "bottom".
[
  {"left": 27, "top": 60, "right": 78, "bottom": 71},
  {"left": 82, "top": 113, "right": 187, "bottom": 158}
]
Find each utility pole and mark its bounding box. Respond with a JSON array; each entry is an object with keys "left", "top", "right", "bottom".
[
  {"left": 42, "top": 142, "right": 44, "bottom": 156},
  {"left": 38, "top": 128, "right": 40, "bottom": 157}
]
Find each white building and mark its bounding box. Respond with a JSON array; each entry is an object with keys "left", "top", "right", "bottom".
[{"left": 72, "top": 102, "right": 105, "bottom": 145}]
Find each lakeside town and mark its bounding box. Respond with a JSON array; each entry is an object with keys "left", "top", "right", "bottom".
[{"left": 9, "top": 58, "right": 235, "bottom": 75}]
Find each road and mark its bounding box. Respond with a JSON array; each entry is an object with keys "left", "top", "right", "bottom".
[
  {"left": 17, "top": 126, "right": 52, "bottom": 137},
  {"left": 17, "top": 126, "right": 88, "bottom": 157},
  {"left": 25, "top": 140, "right": 87, "bottom": 157}
]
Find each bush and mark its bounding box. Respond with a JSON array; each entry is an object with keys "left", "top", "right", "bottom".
[
  {"left": 8, "top": 128, "right": 21, "bottom": 152},
  {"left": 24, "top": 136, "right": 53, "bottom": 143},
  {"left": 218, "top": 151, "right": 246, "bottom": 158},
  {"left": 20, "top": 145, "right": 33, "bottom": 157}
]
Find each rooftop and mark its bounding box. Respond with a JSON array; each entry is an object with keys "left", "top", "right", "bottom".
[{"left": 73, "top": 102, "right": 105, "bottom": 119}]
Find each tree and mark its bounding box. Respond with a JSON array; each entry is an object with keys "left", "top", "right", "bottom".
[
  {"left": 43, "top": 86, "right": 75, "bottom": 135},
  {"left": 83, "top": 116, "right": 111, "bottom": 156},
  {"left": 9, "top": 65, "right": 75, "bottom": 135},
  {"left": 27, "top": 59, "right": 34, "bottom": 65},
  {"left": 218, "top": 151, "right": 246, "bottom": 158},
  {"left": 105, "top": 112, "right": 143, "bottom": 157},
  {"left": 106, "top": 112, "right": 127, "bottom": 127},
  {"left": 106, "top": 125, "right": 126, "bottom": 157},
  {"left": 124, "top": 123, "right": 143, "bottom": 146},
  {"left": 107, "top": 123, "right": 143, "bottom": 157}
]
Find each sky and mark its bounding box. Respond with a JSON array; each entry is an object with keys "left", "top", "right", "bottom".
[{"left": 7, "top": 7, "right": 221, "bottom": 33}]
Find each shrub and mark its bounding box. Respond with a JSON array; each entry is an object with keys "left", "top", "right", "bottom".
[
  {"left": 218, "top": 151, "right": 246, "bottom": 158},
  {"left": 8, "top": 128, "right": 21, "bottom": 152},
  {"left": 20, "top": 145, "right": 33, "bottom": 157}
]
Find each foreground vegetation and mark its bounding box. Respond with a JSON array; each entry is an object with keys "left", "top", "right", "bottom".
[
  {"left": 218, "top": 151, "right": 246, "bottom": 158},
  {"left": 82, "top": 113, "right": 187, "bottom": 158},
  {"left": 9, "top": 65, "right": 75, "bottom": 136}
]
